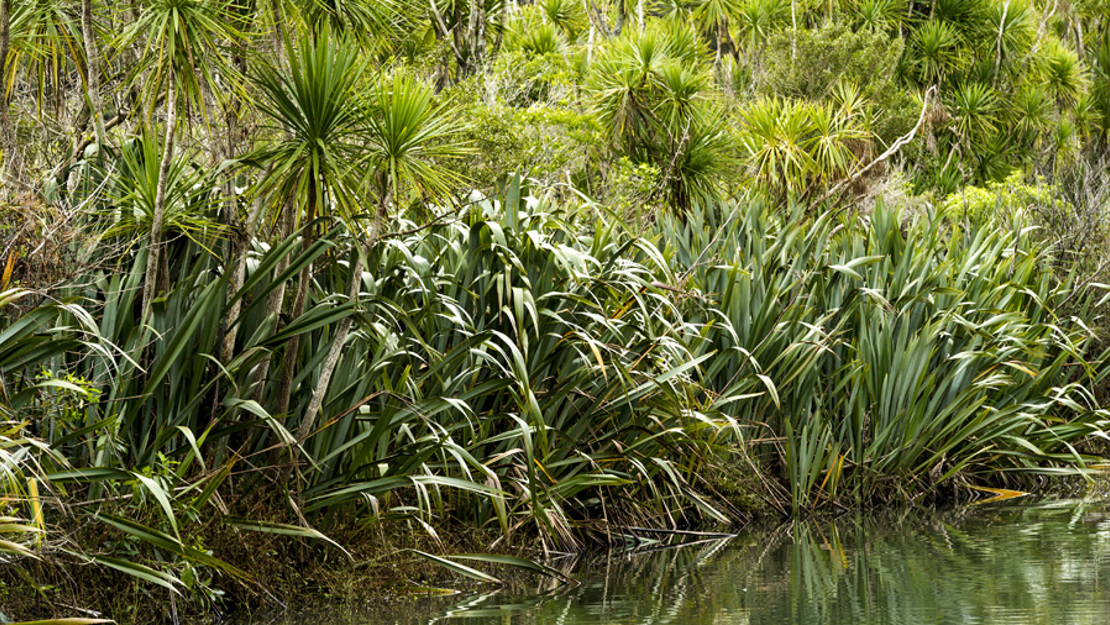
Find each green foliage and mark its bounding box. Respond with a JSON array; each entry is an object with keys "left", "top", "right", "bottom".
[
  {"left": 588, "top": 22, "right": 733, "bottom": 210},
  {"left": 938, "top": 170, "right": 1055, "bottom": 225},
  {"left": 666, "top": 201, "right": 1109, "bottom": 510},
  {"left": 120, "top": 0, "right": 242, "bottom": 115},
  {"left": 912, "top": 20, "right": 961, "bottom": 86},
  {"left": 2, "top": 0, "right": 1110, "bottom": 617},
  {"left": 734, "top": 0, "right": 789, "bottom": 51},
  {"left": 362, "top": 71, "right": 473, "bottom": 208},
  {"left": 515, "top": 22, "right": 565, "bottom": 56},
  {"left": 538, "top": 0, "right": 586, "bottom": 39},
  {"left": 1038, "top": 37, "right": 1088, "bottom": 109},
  {"left": 104, "top": 132, "right": 223, "bottom": 248},
  {"left": 757, "top": 23, "right": 904, "bottom": 104},
  {"left": 453, "top": 99, "right": 600, "bottom": 188},
  {"left": 250, "top": 29, "right": 371, "bottom": 222},
  {"left": 737, "top": 96, "right": 871, "bottom": 200},
  {"left": 848, "top": 0, "right": 906, "bottom": 33},
  {"left": 7, "top": 0, "right": 85, "bottom": 110}
]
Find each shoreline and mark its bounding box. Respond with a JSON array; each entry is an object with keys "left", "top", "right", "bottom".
[{"left": 5, "top": 476, "right": 1105, "bottom": 624}]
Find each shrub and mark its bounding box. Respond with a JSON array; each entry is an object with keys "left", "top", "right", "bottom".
[{"left": 756, "top": 22, "right": 903, "bottom": 104}]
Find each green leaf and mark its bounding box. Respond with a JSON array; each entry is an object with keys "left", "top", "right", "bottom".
[
  {"left": 404, "top": 550, "right": 503, "bottom": 584},
  {"left": 226, "top": 518, "right": 351, "bottom": 559},
  {"left": 83, "top": 554, "right": 181, "bottom": 594},
  {"left": 451, "top": 554, "right": 576, "bottom": 582}
]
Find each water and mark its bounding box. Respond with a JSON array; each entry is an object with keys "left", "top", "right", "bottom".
[{"left": 269, "top": 498, "right": 1110, "bottom": 624}]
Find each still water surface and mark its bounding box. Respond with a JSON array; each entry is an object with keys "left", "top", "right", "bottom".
[{"left": 273, "top": 499, "right": 1110, "bottom": 624}]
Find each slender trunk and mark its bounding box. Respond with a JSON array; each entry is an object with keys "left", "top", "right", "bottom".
[
  {"left": 0, "top": 0, "right": 23, "bottom": 189},
  {"left": 372, "top": 179, "right": 390, "bottom": 241},
  {"left": 70, "top": 101, "right": 91, "bottom": 159},
  {"left": 297, "top": 247, "right": 363, "bottom": 444},
  {"left": 1074, "top": 19, "right": 1084, "bottom": 61},
  {"left": 583, "top": 0, "right": 612, "bottom": 38},
  {"left": 275, "top": 180, "right": 318, "bottom": 416},
  {"left": 587, "top": 22, "right": 595, "bottom": 63},
  {"left": 489, "top": 0, "right": 506, "bottom": 66},
  {"left": 81, "top": 0, "right": 107, "bottom": 149},
  {"left": 219, "top": 200, "right": 244, "bottom": 361},
  {"left": 210, "top": 193, "right": 267, "bottom": 465},
  {"left": 158, "top": 241, "right": 171, "bottom": 294},
  {"left": 714, "top": 21, "right": 724, "bottom": 75},
  {"left": 430, "top": 0, "right": 465, "bottom": 83},
  {"left": 453, "top": 3, "right": 467, "bottom": 73},
  {"left": 791, "top": 0, "right": 798, "bottom": 62},
  {"left": 465, "top": 0, "right": 487, "bottom": 75},
  {"left": 993, "top": 0, "right": 1010, "bottom": 88},
  {"left": 142, "top": 73, "right": 177, "bottom": 320},
  {"left": 275, "top": 262, "right": 309, "bottom": 413},
  {"left": 249, "top": 197, "right": 295, "bottom": 403},
  {"left": 269, "top": 0, "right": 288, "bottom": 61},
  {"left": 298, "top": 184, "right": 390, "bottom": 446},
  {"left": 220, "top": 27, "right": 252, "bottom": 363},
  {"left": 637, "top": 0, "right": 644, "bottom": 31},
  {"left": 221, "top": 193, "right": 265, "bottom": 362}
]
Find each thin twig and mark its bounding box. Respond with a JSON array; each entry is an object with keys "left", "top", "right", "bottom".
[{"left": 809, "top": 85, "right": 938, "bottom": 211}]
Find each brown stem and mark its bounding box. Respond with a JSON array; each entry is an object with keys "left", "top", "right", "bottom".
[
  {"left": 82, "top": 0, "right": 107, "bottom": 150},
  {"left": 429, "top": 0, "right": 466, "bottom": 75},
  {"left": 809, "top": 86, "right": 938, "bottom": 210},
  {"left": 275, "top": 178, "right": 319, "bottom": 416},
  {"left": 993, "top": 0, "right": 1010, "bottom": 88},
  {"left": 249, "top": 196, "right": 296, "bottom": 404},
  {"left": 298, "top": 184, "right": 389, "bottom": 451},
  {"left": 142, "top": 72, "right": 177, "bottom": 321},
  {"left": 297, "top": 247, "right": 363, "bottom": 444},
  {"left": 219, "top": 15, "right": 253, "bottom": 363}
]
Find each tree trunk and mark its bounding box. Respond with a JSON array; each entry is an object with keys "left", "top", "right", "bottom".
[
  {"left": 275, "top": 179, "right": 318, "bottom": 417},
  {"left": 489, "top": 0, "right": 506, "bottom": 66},
  {"left": 220, "top": 23, "right": 253, "bottom": 363},
  {"left": 81, "top": 0, "right": 107, "bottom": 150},
  {"left": 0, "top": 0, "right": 23, "bottom": 190},
  {"left": 465, "top": 0, "right": 487, "bottom": 75},
  {"left": 993, "top": 0, "right": 1010, "bottom": 88},
  {"left": 791, "top": 0, "right": 798, "bottom": 62},
  {"left": 221, "top": 193, "right": 265, "bottom": 362},
  {"left": 269, "top": 0, "right": 288, "bottom": 61},
  {"left": 714, "top": 20, "right": 724, "bottom": 74},
  {"left": 274, "top": 259, "right": 309, "bottom": 425},
  {"left": 587, "top": 22, "right": 595, "bottom": 63},
  {"left": 297, "top": 247, "right": 363, "bottom": 444},
  {"left": 298, "top": 183, "right": 390, "bottom": 447},
  {"left": 1074, "top": 19, "right": 1084, "bottom": 61},
  {"left": 584, "top": 1, "right": 612, "bottom": 39},
  {"left": 142, "top": 73, "right": 177, "bottom": 320},
  {"left": 429, "top": 0, "right": 466, "bottom": 81},
  {"left": 69, "top": 101, "right": 92, "bottom": 162},
  {"left": 249, "top": 196, "right": 295, "bottom": 403}
]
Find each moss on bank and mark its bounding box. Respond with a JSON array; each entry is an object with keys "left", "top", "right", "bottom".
[
  {"left": 0, "top": 513, "right": 512, "bottom": 623},
  {"left": 0, "top": 471, "right": 767, "bottom": 624}
]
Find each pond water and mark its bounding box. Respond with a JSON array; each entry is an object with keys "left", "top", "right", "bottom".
[{"left": 267, "top": 498, "right": 1110, "bottom": 624}]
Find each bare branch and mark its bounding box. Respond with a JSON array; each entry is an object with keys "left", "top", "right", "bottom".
[{"left": 810, "top": 85, "right": 938, "bottom": 210}]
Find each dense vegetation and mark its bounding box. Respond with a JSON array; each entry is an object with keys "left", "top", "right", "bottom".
[{"left": 1, "top": 0, "right": 1110, "bottom": 621}]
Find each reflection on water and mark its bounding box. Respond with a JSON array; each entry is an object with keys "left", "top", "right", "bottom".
[{"left": 271, "top": 499, "right": 1110, "bottom": 624}]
